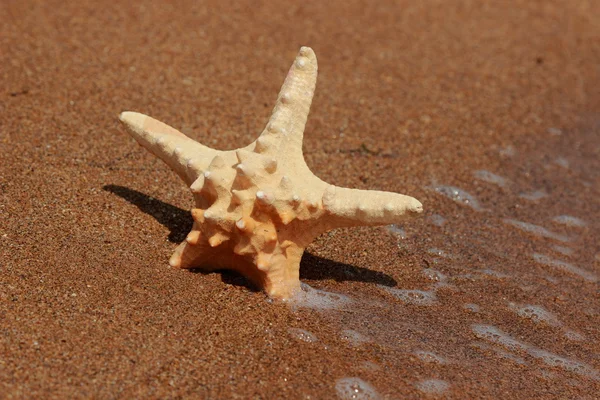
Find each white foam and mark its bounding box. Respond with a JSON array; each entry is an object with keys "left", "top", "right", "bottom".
[
  {"left": 428, "top": 214, "right": 447, "bottom": 227},
  {"left": 340, "top": 330, "right": 371, "bottom": 347},
  {"left": 472, "top": 324, "right": 599, "bottom": 380},
  {"left": 422, "top": 269, "right": 448, "bottom": 286},
  {"left": 427, "top": 248, "right": 448, "bottom": 258},
  {"left": 552, "top": 245, "right": 574, "bottom": 256},
  {"left": 287, "top": 328, "right": 318, "bottom": 343},
  {"left": 387, "top": 224, "right": 406, "bottom": 239},
  {"left": 291, "top": 283, "right": 353, "bottom": 310},
  {"left": 415, "top": 379, "right": 450, "bottom": 395},
  {"left": 547, "top": 127, "right": 563, "bottom": 136},
  {"left": 552, "top": 215, "right": 587, "bottom": 228},
  {"left": 503, "top": 219, "right": 570, "bottom": 243},
  {"left": 479, "top": 269, "right": 510, "bottom": 279},
  {"left": 564, "top": 330, "right": 585, "bottom": 341},
  {"left": 431, "top": 185, "right": 482, "bottom": 210},
  {"left": 507, "top": 304, "right": 583, "bottom": 343},
  {"left": 474, "top": 170, "right": 509, "bottom": 188},
  {"left": 533, "top": 253, "right": 598, "bottom": 282},
  {"left": 472, "top": 324, "right": 526, "bottom": 353},
  {"left": 528, "top": 348, "right": 596, "bottom": 378},
  {"left": 519, "top": 190, "right": 548, "bottom": 201},
  {"left": 554, "top": 157, "right": 569, "bottom": 169},
  {"left": 359, "top": 361, "right": 381, "bottom": 371},
  {"left": 464, "top": 303, "right": 481, "bottom": 313},
  {"left": 335, "top": 377, "right": 380, "bottom": 400},
  {"left": 499, "top": 145, "right": 516, "bottom": 157},
  {"left": 384, "top": 287, "right": 437, "bottom": 305},
  {"left": 472, "top": 342, "right": 527, "bottom": 365},
  {"left": 414, "top": 350, "right": 448, "bottom": 364},
  {"left": 509, "top": 303, "right": 561, "bottom": 327}
]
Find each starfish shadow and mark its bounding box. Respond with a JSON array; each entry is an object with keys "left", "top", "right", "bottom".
[
  {"left": 299, "top": 252, "right": 397, "bottom": 287},
  {"left": 103, "top": 184, "right": 397, "bottom": 289},
  {"left": 192, "top": 269, "right": 263, "bottom": 293},
  {"left": 103, "top": 185, "right": 192, "bottom": 243},
  {"left": 191, "top": 253, "right": 398, "bottom": 293}
]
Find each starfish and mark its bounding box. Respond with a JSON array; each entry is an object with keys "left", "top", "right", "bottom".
[{"left": 119, "top": 47, "right": 423, "bottom": 300}]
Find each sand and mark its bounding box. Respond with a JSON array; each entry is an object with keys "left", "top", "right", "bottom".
[{"left": 1, "top": 0, "right": 599, "bottom": 398}]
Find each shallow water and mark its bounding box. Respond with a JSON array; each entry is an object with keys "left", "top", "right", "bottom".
[
  {"left": 340, "top": 329, "right": 371, "bottom": 347},
  {"left": 291, "top": 283, "right": 354, "bottom": 311},
  {"left": 384, "top": 288, "right": 437, "bottom": 305},
  {"left": 509, "top": 303, "right": 561, "bottom": 327},
  {"left": 518, "top": 189, "right": 549, "bottom": 201},
  {"left": 551, "top": 215, "right": 587, "bottom": 228},
  {"left": 474, "top": 170, "right": 510, "bottom": 188},
  {"left": 415, "top": 379, "right": 450, "bottom": 395},
  {"left": 503, "top": 219, "right": 571, "bottom": 243},
  {"left": 288, "top": 328, "right": 319, "bottom": 343},
  {"left": 430, "top": 185, "right": 482, "bottom": 210},
  {"left": 532, "top": 253, "right": 597, "bottom": 282},
  {"left": 335, "top": 377, "right": 380, "bottom": 400},
  {"left": 427, "top": 214, "right": 447, "bottom": 227},
  {"left": 472, "top": 325, "right": 600, "bottom": 380},
  {"left": 414, "top": 350, "right": 448, "bottom": 365},
  {"left": 292, "top": 123, "right": 600, "bottom": 398}
]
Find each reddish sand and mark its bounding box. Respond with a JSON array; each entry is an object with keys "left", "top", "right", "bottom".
[{"left": 1, "top": 1, "right": 599, "bottom": 398}]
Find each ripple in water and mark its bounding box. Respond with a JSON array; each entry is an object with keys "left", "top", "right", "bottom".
[
  {"left": 414, "top": 350, "right": 448, "bottom": 364},
  {"left": 473, "top": 342, "right": 527, "bottom": 365},
  {"left": 428, "top": 213, "right": 447, "bottom": 227},
  {"left": 554, "top": 157, "right": 570, "bottom": 169},
  {"left": 422, "top": 268, "right": 448, "bottom": 285},
  {"left": 427, "top": 248, "right": 448, "bottom": 258},
  {"left": 472, "top": 324, "right": 600, "bottom": 380},
  {"left": 340, "top": 329, "right": 371, "bottom": 347},
  {"left": 287, "top": 328, "right": 318, "bottom": 343},
  {"left": 499, "top": 145, "right": 516, "bottom": 157},
  {"left": 532, "top": 253, "right": 598, "bottom": 282},
  {"left": 479, "top": 268, "right": 510, "bottom": 279},
  {"left": 292, "top": 283, "right": 353, "bottom": 310},
  {"left": 552, "top": 215, "right": 587, "bottom": 228},
  {"left": 464, "top": 303, "right": 481, "bottom": 313},
  {"left": 359, "top": 361, "right": 381, "bottom": 371},
  {"left": 474, "top": 170, "right": 509, "bottom": 188},
  {"left": 383, "top": 287, "right": 437, "bottom": 306},
  {"left": 335, "top": 377, "right": 380, "bottom": 400},
  {"left": 519, "top": 190, "right": 548, "bottom": 201},
  {"left": 431, "top": 185, "right": 482, "bottom": 210},
  {"left": 503, "top": 219, "right": 570, "bottom": 243},
  {"left": 552, "top": 245, "right": 574, "bottom": 256},
  {"left": 547, "top": 127, "right": 563, "bottom": 136},
  {"left": 472, "top": 324, "right": 524, "bottom": 353},
  {"left": 415, "top": 379, "right": 450, "bottom": 395},
  {"left": 564, "top": 330, "right": 585, "bottom": 341},
  {"left": 387, "top": 224, "right": 406, "bottom": 239},
  {"left": 509, "top": 303, "right": 561, "bottom": 327}
]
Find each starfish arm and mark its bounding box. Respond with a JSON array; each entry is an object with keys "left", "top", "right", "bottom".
[
  {"left": 169, "top": 240, "right": 206, "bottom": 269},
  {"left": 321, "top": 185, "right": 423, "bottom": 229},
  {"left": 117, "top": 47, "right": 424, "bottom": 301},
  {"left": 119, "top": 111, "right": 218, "bottom": 186},
  {"left": 255, "top": 47, "right": 317, "bottom": 160}
]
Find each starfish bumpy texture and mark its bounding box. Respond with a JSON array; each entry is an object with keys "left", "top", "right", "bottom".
[{"left": 119, "top": 47, "right": 423, "bottom": 300}]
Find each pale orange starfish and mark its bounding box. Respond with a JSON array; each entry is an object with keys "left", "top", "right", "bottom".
[{"left": 119, "top": 47, "right": 422, "bottom": 299}]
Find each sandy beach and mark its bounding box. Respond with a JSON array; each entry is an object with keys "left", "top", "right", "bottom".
[{"left": 1, "top": 1, "right": 599, "bottom": 398}]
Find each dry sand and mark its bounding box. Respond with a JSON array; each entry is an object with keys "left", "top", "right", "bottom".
[{"left": 1, "top": 0, "right": 599, "bottom": 398}]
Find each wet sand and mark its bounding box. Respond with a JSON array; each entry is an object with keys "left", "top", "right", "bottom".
[{"left": 1, "top": 1, "right": 599, "bottom": 398}]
